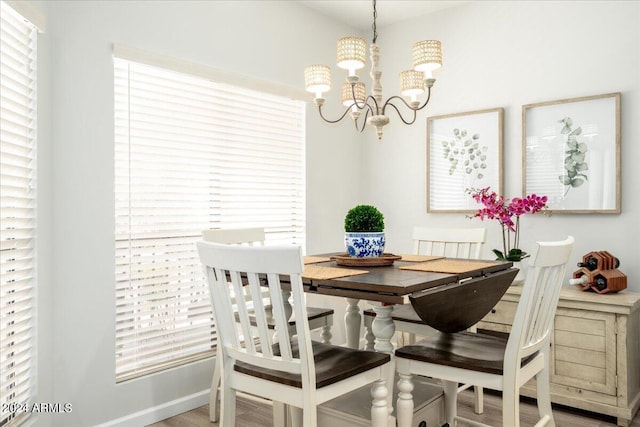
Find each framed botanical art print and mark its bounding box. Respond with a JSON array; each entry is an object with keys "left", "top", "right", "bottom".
[
  {"left": 427, "top": 108, "right": 504, "bottom": 213},
  {"left": 523, "top": 93, "right": 621, "bottom": 213}
]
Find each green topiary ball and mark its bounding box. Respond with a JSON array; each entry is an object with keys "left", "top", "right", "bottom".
[{"left": 344, "top": 205, "right": 385, "bottom": 232}]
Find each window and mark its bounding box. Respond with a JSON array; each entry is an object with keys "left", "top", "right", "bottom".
[
  {"left": 114, "top": 56, "right": 306, "bottom": 380},
  {"left": 1, "top": 1, "right": 39, "bottom": 426}
]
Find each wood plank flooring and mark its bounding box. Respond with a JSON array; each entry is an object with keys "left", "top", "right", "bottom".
[{"left": 149, "top": 389, "right": 640, "bottom": 426}]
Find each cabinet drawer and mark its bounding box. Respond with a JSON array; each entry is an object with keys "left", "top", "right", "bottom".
[
  {"left": 551, "top": 308, "right": 616, "bottom": 396},
  {"left": 480, "top": 300, "right": 517, "bottom": 326}
]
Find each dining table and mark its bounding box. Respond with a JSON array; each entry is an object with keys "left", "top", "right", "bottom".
[
  {"left": 251, "top": 252, "right": 519, "bottom": 426},
  {"left": 292, "top": 253, "right": 518, "bottom": 425},
  {"left": 300, "top": 253, "right": 516, "bottom": 354}
]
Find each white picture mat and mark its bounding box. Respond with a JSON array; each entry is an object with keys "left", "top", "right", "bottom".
[
  {"left": 524, "top": 94, "right": 619, "bottom": 212},
  {"left": 428, "top": 109, "right": 503, "bottom": 212}
]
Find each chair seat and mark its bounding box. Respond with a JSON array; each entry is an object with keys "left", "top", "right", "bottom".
[
  {"left": 301, "top": 306, "right": 334, "bottom": 323},
  {"left": 363, "top": 303, "right": 422, "bottom": 324},
  {"left": 237, "top": 306, "right": 334, "bottom": 330},
  {"left": 235, "top": 340, "right": 390, "bottom": 388},
  {"left": 395, "top": 331, "right": 536, "bottom": 375}
]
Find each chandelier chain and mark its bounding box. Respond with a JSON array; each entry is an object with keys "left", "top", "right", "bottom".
[{"left": 372, "top": 0, "right": 378, "bottom": 43}]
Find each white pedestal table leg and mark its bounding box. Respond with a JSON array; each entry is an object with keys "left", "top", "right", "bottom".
[
  {"left": 345, "top": 298, "right": 361, "bottom": 349},
  {"left": 371, "top": 303, "right": 396, "bottom": 423},
  {"left": 371, "top": 304, "right": 395, "bottom": 354}
]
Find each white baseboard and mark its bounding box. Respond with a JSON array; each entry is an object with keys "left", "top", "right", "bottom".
[{"left": 93, "top": 390, "right": 210, "bottom": 427}]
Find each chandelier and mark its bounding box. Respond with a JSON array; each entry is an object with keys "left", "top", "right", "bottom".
[{"left": 304, "top": 0, "right": 442, "bottom": 140}]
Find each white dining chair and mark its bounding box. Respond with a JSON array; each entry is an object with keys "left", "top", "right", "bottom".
[
  {"left": 395, "top": 236, "right": 574, "bottom": 427},
  {"left": 363, "top": 226, "right": 487, "bottom": 413},
  {"left": 202, "top": 227, "right": 334, "bottom": 422},
  {"left": 197, "top": 242, "right": 391, "bottom": 427}
]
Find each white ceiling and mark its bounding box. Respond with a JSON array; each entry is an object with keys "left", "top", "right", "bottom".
[{"left": 297, "top": 0, "right": 471, "bottom": 31}]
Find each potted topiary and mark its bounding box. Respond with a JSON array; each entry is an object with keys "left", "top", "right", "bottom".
[{"left": 344, "top": 205, "right": 385, "bottom": 258}]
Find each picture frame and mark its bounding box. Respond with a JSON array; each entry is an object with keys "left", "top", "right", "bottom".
[
  {"left": 522, "top": 93, "right": 621, "bottom": 214},
  {"left": 427, "top": 107, "right": 504, "bottom": 213}
]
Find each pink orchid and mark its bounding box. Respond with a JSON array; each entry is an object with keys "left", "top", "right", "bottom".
[{"left": 467, "top": 187, "right": 548, "bottom": 261}]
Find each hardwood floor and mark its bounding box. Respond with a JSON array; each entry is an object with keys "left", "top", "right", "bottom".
[
  {"left": 149, "top": 389, "right": 640, "bottom": 426},
  {"left": 148, "top": 396, "right": 270, "bottom": 427}
]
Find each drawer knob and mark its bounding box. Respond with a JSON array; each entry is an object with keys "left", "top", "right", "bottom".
[{"left": 491, "top": 309, "right": 496, "bottom": 314}]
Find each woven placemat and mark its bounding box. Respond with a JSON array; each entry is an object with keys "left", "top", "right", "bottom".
[
  {"left": 399, "top": 259, "right": 497, "bottom": 274},
  {"left": 302, "top": 265, "right": 369, "bottom": 280},
  {"left": 303, "top": 256, "right": 332, "bottom": 264},
  {"left": 399, "top": 254, "right": 445, "bottom": 262}
]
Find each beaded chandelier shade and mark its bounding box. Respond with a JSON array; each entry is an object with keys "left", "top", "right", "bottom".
[
  {"left": 303, "top": 0, "right": 443, "bottom": 140},
  {"left": 341, "top": 82, "right": 366, "bottom": 106},
  {"left": 337, "top": 37, "right": 367, "bottom": 73},
  {"left": 304, "top": 64, "right": 331, "bottom": 96},
  {"left": 413, "top": 40, "right": 443, "bottom": 73}
]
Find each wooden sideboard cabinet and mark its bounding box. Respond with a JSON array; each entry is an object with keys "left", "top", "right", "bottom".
[{"left": 476, "top": 285, "right": 640, "bottom": 427}]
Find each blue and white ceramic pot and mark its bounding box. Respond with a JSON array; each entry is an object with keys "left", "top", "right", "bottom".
[{"left": 344, "top": 232, "right": 385, "bottom": 258}]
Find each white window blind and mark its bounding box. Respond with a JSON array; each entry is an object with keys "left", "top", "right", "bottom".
[
  {"left": 1, "top": 2, "right": 37, "bottom": 426},
  {"left": 114, "top": 57, "right": 306, "bottom": 380}
]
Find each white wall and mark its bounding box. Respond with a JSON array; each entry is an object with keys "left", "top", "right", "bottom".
[
  {"left": 42, "top": 1, "right": 362, "bottom": 425},
  {"left": 33, "top": 0, "right": 54, "bottom": 418},
  {"left": 362, "top": 0, "right": 640, "bottom": 291},
  {"left": 33, "top": 0, "right": 640, "bottom": 425}
]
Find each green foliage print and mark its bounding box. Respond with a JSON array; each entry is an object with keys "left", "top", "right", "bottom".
[
  {"left": 442, "top": 128, "right": 488, "bottom": 183},
  {"left": 558, "top": 117, "right": 588, "bottom": 195}
]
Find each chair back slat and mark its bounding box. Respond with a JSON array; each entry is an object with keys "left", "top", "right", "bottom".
[
  {"left": 506, "top": 236, "right": 574, "bottom": 362},
  {"left": 266, "top": 272, "right": 294, "bottom": 360},
  {"left": 412, "top": 227, "right": 486, "bottom": 259},
  {"left": 246, "top": 272, "right": 273, "bottom": 356},
  {"left": 198, "top": 242, "right": 314, "bottom": 385},
  {"left": 288, "top": 271, "right": 315, "bottom": 386},
  {"left": 207, "top": 267, "right": 241, "bottom": 349},
  {"left": 230, "top": 270, "right": 257, "bottom": 354},
  {"left": 527, "top": 264, "right": 566, "bottom": 349},
  {"left": 452, "top": 242, "right": 471, "bottom": 259},
  {"left": 202, "top": 227, "right": 268, "bottom": 305}
]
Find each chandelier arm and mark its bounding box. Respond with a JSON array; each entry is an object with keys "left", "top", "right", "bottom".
[
  {"left": 356, "top": 107, "right": 372, "bottom": 132},
  {"left": 350, "top": 85, "right": 376, "bottom": 116},
  {"left": 382, "top": 99, "right": 418, "bottom": 125},
  {"left": 382, "top": 95, "right": 415, "bottom": 113},
  {"left": 363, "top": 98, "right": 377, "bottom": 116},
  {"left": 317, "top": 104, "right": 355, "bottom": 124},
  {"left": 363, "top": 95, "right": 380, "bottom": 115},
  {"left": 351, "top": 83, "right": 378, "bottom": 115},
  {"left": 350, "top": 93, "right": 378, "bottom": 118},
  {"left": 413, "top": 86, "right": 433, "bottom": 111},
  {"left": 380, "top": 84, "right": 433, "bottom": 118}
]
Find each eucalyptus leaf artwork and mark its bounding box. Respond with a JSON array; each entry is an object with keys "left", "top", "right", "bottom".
[
  {"left": 558, "top": 116, "right": 588, "bottom": 195},
  {"left": 442, "top": 128, "right": 488, "bottom": 187},
  {"left": 523, "top": 93, "right": 619, "bottom": 213},
  {"left": 428, "top": 107, "right": 503, "bottom": 213}
]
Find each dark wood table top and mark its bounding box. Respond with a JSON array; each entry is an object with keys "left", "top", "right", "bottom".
[{"left": 303, "top": 254, "right": 513, "bottom": 304}]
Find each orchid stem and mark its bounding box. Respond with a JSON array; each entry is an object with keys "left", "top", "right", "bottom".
[{"left": 502, "top": 226, "right": 507, "bottom": 259}]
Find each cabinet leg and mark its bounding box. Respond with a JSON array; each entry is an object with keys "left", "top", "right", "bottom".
[{"left": 616, "top": 417, "right": 629, "bottom": 427}]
